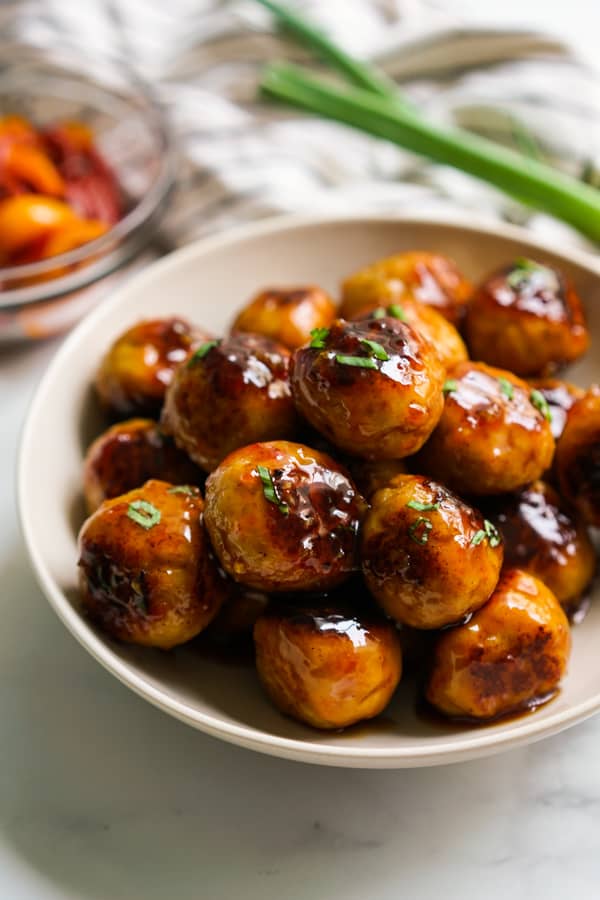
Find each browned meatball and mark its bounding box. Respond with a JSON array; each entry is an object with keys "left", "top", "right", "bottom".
[
  {"left": 465, "top": 259, "right": 589, "bottom": 377},
  {"left": 426, "top": 569, "right": 571, "bottom": 720},
  {"left": 78, "top": 480, "right": 225, "bottom": 649},
  {"left": 202, "top": 583, "right": 269, "bottom": 647},
  {"left": 527, "top": 378, "right": 584, "bottom": 442},
  {"left": 361, "top": 474, "right": 503, "bottom": 629},
  {"left": 341, "top": 250, "right": 472, "bottom": 325},
  {"left": 351, "top": 299, "right": 468, "bottom": 373},
  {"left": 346, "top": 457, "right": 409, "bottom": 500},
  {"left": 231, "top": 285, "right": 336, "bottom": 350},
  {"left": 83, "top": 418, "right": 203, "bottom": 513},
  {"left": 417, "top": 361, "right": 555, "bottom": 495},
  {"left": 485, "top": 480, "right": 596, "bottom": 617},
  {"left": 290, "top": 318, "right": 445, "bottom": 460},
  {"left": 555, "top": 386, "right": 600, "bottom": 527},
  {"left": 161, "top": 333, "right": 298, "bottom": 472},
  {"left": 204, "top": 441, "right": 367, "bottom": 592},
  {"left": 95, "top": 318, "right": 209, "bottom": 418},
  {"left": 254, "top": 604, "right": 402, "bottom": 729}
]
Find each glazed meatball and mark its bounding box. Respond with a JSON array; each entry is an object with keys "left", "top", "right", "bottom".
[
  {"left": 204, "top": 441, "right": 367, "bottom": 592},
  {"left": 95, "top": 318, "right": 209, "bottom": 418},
  {"left": 254, "top": 604, "right": 402, "bottom": 729},
  {"left": 426, "top": 569, "right": 571, "bottom": 720},
  {"left": 527, "top": 378, "right": 584, "bottom": 443},
  {"left": 346, "top": 457, "right": 409, "bottom": 500},
  {"left": 202, "top": 583, "right": 269, "bottom": 647},
  {"left": 555, "top": 386, "right": 600, "bottom": 527},
  {"left": 417, "top": 361, "right": 555, "bottom": 495},
  {"left": 78, "top": 480, "right": 225, "bottom": 649},
  {"left": 161, "top": 333, "right": 298, "bottom": 472},
  {"left": 361, "top": 474, "right": 503, "bottom": 629},
  {"left": 465, "top": 258, "right": 589, "bottom": 377},
  {"left": 485, "top": 480, "right": 595, "bottom": 617},
  {"left": 351, "top": 299, "right": 468, "bottom": 373},
  {"left": 231, "top": 285, "right": 336, "bottom": 350},
  {"left": 290, "top": 318, "right": 445, "bottom": 459},
  {"left": 83, "top": 418, "right": 203, "bottom": 513},
  {"left": 341, "top": 250, "right": 472, "bottom": 325}
]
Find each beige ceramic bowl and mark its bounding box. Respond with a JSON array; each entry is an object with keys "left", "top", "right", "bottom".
[{"left": 18, "top": 214, "right": 600, "bottom": 768}]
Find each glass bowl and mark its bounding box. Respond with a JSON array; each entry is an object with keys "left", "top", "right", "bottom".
[{"left": 0, "top": 56, "right": 176, "bottom": 341}]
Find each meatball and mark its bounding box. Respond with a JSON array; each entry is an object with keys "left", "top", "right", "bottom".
[
  {"left": 95, "top": 317, "right": 208, "bottom": 418},
  {"left": 417, "top": 361, "right": 555, "bottom": 495},
  {"left": 202, "top": 583, "right": 269, "bottom": 647},
  {"left": 161, "top": 333, "right": 298, "bottom": 472},
  {"left": 361, "top": 474, "right": 503, "bottom": 629},
  {"left": 231, "top": 285, "right": 336, "bottom": 350},
  {"left": 204, "top": 441, "right": 367, "bottom": 592},
  {"left": 527, "top": 378, "right": 584, "bottom": 443},
  {"left": 485, "top": 480, "right": 595, "bottom": 616},
  {"left": 351, "top": 299, "right": 468, "bottom": 373},
  {"left": 83, "top": 418, "right": 203, "bottom": 513},
  {"left": 341, "top": 250, "right": 471, "bottom": 325},
  {"left": 290, "top": 317, "right": 445, "bottom": 459},
  {"left": 254, "top": 604, "right": 402, "bottom": 729},
  {"left": 555, "top": 386, "right": 600, "bottom": 527},
  {"left": 346, "top": 457, "right": 409, "bottom": 500},
  {"left": 426, "top": 569, "right": 571, "bottom": 720},
  {"left": 465, "top": 258, "right": 589, "bottom": 377},
  {"left": 78, "top": 480, "right": 225, "bottom": 649}
]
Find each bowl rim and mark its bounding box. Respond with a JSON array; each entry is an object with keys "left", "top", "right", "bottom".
[
  {"left": 0, "top": 60, "right": 176, "bottom": 309},
  {"left": 17, "top": 210, "right": 600, "bottom": 768}
]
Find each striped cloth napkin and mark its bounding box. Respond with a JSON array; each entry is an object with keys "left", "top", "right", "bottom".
[{"left": 4, "top": 0, "right": 600, "bottom": 256}]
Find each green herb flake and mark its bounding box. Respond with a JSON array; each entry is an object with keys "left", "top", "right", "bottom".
[
  {"left": 443, "top": 379, "right": 458, "bottom": 395},
  {"left": 167, "top": 485, "right": 196, "bottom": 496},
  {"left": 470, "top": 529, "right": 486, "bottom": 547},
  {"left": 408, "top": 516, "right": 433, "bottom": 545},
  {"left": 530, "top": 389, "right": 553, "bottom": 423},
  {"left": 257, "top": 465, "right": 289, "bottom": 515},
  {"left": 387, "top": 303, "right": 408, "bottom": 322},
  {"left": 127, "top": 500, "right": 161, "bottom": 530},
  {"left": 484, "top": 519, "right": 502, "bottom": 548},
  {"left": 372, "top": 307, "right": 386, "bottom": 319},
  {"left": 188, "top": 340, "right": 219, "bottom": 367},
  {"left": 407, "top": 499, "right": 440, "bottom": 512},
  {"left": 309, "top": 327, "right": 330, "bottom": 349},
  {"left": 359, "top": 338, "right": 389, "bottom": 361},
  {"left": 498, "top": 376, "right": 514, "bottom": 401},
  {"left": 335, "top": 354, "right": 378, "bottom": 369}
]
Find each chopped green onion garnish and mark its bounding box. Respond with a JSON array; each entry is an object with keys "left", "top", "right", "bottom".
[
  {"left": 257, "top": 465, "right": 289, "bottom": 514},
  {"left": 309, "top": 326, "right": 330, "bottom": 348},
  {"left": 470, "top": 529, "right": 486, "bottom": 547},
  {"left": 407, "top": 500, "right": 440, "bottom": 512},
  {"left": 408, "top": 516, "right": 433, "bottom": 545},
  {"left": 530, "top": 389, "right": 553, "bottom": 422},
  {"left": 498, "top": 377, "right": 514, "bottom": 400},
  {"left": 484, "top": 519, "right": 502, "bottom": 548},
  {"left": 443, "top": 379, "right": 458, "bottom": 394},
  {"left": 360, "top": 338, "right": 389, "bottom": 361},
  {"left": 335, "top": 354, "right": 378, "bottom": 369},
  {"left": 127, "top": 500, "right": 161, "bottom": 530},
  {"left": 387, "top": 303, "right": 407, "bottom": 322},
  {"left": 167, "top": 485, "right": 196, "bottom": 496},
  {"left": 372, "top": 307, "right": 385, "bottom": 319},
  {"left": 188, "top": 340, "right": 219, "bottom": 366}
]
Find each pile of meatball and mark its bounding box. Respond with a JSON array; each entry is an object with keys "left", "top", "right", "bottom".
[{"left": 78, "top": 250, "right": 599, "bottom": 730}]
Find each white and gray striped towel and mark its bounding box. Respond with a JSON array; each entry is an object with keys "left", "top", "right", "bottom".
[{"left": 4, "top": 0, "right": 600, "bottom": 258}]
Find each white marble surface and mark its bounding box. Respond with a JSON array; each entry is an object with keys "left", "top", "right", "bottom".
[{"left": 4, "top": 2, "right": 600, "bottom": 897}]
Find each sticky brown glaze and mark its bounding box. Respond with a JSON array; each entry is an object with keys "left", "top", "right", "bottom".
[
  {"left": 161, "top": 333, "right": 298, "bottom": 472},
  {"left": 485, "top": 480, "right": 596, "bottom": 616},
  {"left": 341, "top": 250, "right": 472, "bottom": 325},
  {"left": 527, "top": 378, "right": 584, "bottom": 443},
  {"left": 204, "top": 441, "right": 367, "bottom": 593},
  {"left": 290, "top": 317, "right": 445, "bottom": 460},
  {"left": 361, "top": 474, "right": 503, "bottom": 629},
  {"left": 351, "top": 299, "right": 468, "bottom": 373},
  {"left": 555, "top": 386, "right": 600, "bottom": 527},
  {"left": 465, "top": 259, "right": 589, "bottom": 377},
  {"left": 95, "top": 318, "right": 209, "bottom": 418},
  {"left": 426, "top": 569, "right": 571, "bottom": 721},
  {"left": 78, "top": 480, "right": 226, "bottom": 649},
  {"left": 254, "top": 603, "right": 402, "bottom": 729},
  {"left": 417, "top": 361, "right": 555, "bottom": 495},
  {"left": 231, "top": 285, "right": 336, "bottom": 350},
  {"left": 83, "top": 418, "right": 203, "bottom": 513}
]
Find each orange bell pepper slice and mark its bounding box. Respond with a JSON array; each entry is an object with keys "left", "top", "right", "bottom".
[
  {"left": 0, "top": 194, "right": 77, "bottom": 260},
  {"left": 1, "top": 143, "right": 65, "bottom": 197}
]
